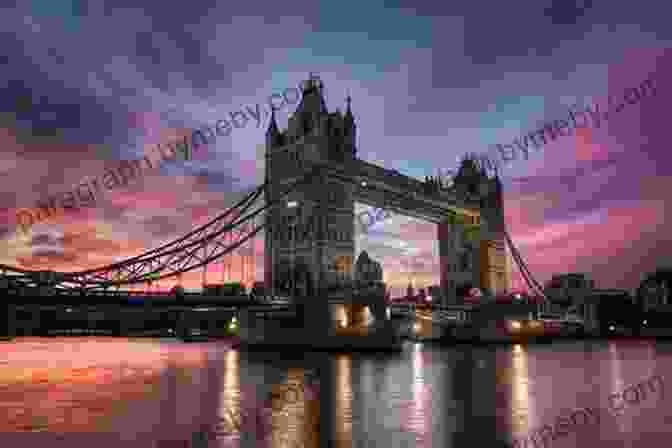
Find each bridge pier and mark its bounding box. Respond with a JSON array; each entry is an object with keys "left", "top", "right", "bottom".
[
  {"left": 208, "top": 314, "right": 220, "bottom": 337},
  {"left": 117, "top": 308, "right": 129, "bottom": 336},
  {"left": 176, "top": 311, "right": 188, "bottom": 339},
  {"left": 30, "top": 305, "right": 41, "bottom": 336},
  {"left": 1, "top": 304, "right": 16, "bottom": 340}
]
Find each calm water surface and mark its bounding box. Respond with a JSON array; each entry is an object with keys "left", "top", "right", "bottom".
[{"left": 1, "top": 337, "right": 672, "bottom": 447}]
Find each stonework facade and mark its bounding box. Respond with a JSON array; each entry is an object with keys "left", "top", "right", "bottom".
[
  {"left": 265, "top": 76, "right": 358, "bottom": 295},
  {"left": 264, "top": 75, "right": 508, "bottom": 303}
]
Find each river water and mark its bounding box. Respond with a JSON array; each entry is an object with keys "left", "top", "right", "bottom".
[{"left": 1, "top": 337, "right": 671, "bottom": 447}]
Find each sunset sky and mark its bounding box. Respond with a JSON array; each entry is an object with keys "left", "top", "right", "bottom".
[{"left": 1, "top": 1, "right": 671, "bottom": 297}]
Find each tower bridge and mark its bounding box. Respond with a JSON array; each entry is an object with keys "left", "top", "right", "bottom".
[
  {"left": 1, "top": 74, "right": 517, "bottom": 307},
  {"left": 265, "top": 75, "right": 508, "bottom": 301}
]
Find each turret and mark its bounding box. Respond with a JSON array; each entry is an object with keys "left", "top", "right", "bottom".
[
  {"left": 287, "top": 74, "right": 328, "bottom": 140},
  {"left": 453, "top": 156, "right": 483, "bottom": 196},
  {"left": 265, "top": 107, "right": 284, "bottom": 148},
  {"left": 344, "top": 95, "right": 357, "bottom": 156}
]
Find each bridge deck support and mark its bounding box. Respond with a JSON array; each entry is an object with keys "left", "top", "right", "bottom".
[
  {"left": 176, "top": 311, "right": 188, "bottom": 339},
  {"left": 30, "top": 306, "right": 41, "bottom": 336},
  {"left": 2, "top": 305, "right": 16, "bottom": 339},
  {"left": 117, "top": 308, "right": 129, "bottom": 336}
]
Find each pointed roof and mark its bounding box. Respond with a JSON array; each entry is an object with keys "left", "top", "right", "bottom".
[
  {"left": 356, "top": 250, "right": 371, "bottom": 265},
  {"left": 295, "top": 74, "right": 328, "bottom": 117},
  {"left": 266, "top": 107, "right": 279, "bottom": 136},
  {"left": 344, "top": 95, "right": 355, "bottom": 125}
]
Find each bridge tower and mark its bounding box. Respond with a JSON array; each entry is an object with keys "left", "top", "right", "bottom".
[
  {"left": 437, "top": 157, "right": 509, "bottom": 303},
  {"left": 265, "top": 74, "right": 357, "bottom": 298},
  {"left": 479, "top": 172, "right": 509, "bottom": 296}
]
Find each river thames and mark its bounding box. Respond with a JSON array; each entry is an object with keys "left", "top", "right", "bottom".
[{"left": 1, "top": 337, "right": 671, "bottom": 447}]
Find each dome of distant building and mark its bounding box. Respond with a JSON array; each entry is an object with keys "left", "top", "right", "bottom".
[{"left": 355, "top": 250, "right": 383, "bottom": 284}]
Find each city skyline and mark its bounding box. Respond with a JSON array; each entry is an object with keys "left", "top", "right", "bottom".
[{"left": 1, "top": 2, "right": 671, "bottom": 297}]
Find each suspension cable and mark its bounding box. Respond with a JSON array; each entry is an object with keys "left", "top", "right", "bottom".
[
  {"left": 504, "top": 229, "right": 546, "bottom": 300},
  {"left": 70, "top": 185, "right": 264, "bottom": 275},
  {"left": 81, "top": 167, "right": 324, "bottom": 288}
]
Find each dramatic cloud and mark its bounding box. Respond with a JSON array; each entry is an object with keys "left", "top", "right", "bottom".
[{"left": 1, "top": 0, "right": 670, "bottom": 296}]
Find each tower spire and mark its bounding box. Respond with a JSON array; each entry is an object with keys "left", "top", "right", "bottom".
[
  {"left": 345, "top": 94, "right": 353, "bottom": 122},
  {"left": 266, "top": 106, "right": 283, "bottom": 148},
  {"left": 343, "top": 91, "right": 357, "bottom": 156},
  {"left": 266, "top": 106, "right": 278, "bottom": 136}
]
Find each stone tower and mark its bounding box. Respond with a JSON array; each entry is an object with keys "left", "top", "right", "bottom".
[
  {"left": 478, "top": 167, "right": 508, "bottom": 296},
  {"left": 438, "top": 154, "right": 509, "bottom": 303},
  {"left": 265, "top": 75, "right": 358, "bottom": 298}
]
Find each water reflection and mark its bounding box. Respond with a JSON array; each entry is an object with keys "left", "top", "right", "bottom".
[
  {"left": 334, "top": 355, "right": 353, "bottom": 447},
  {"left": 607, "top": 342, "right": 629, "bottom": 437},
  {"left": 213, "top": 351, "right": 321, "bottom": 448},
  {"left": 215, "top": 349, "right": 240, "bottom": 441},
  {"left": 2, "top": 337, "right": 672, "bottom": 446},
  {"left": 509, "top": 344, "right": 530, "bottom": 435},
  {"left": 406, "top": 344, "right": 432, "bottom": 446}
]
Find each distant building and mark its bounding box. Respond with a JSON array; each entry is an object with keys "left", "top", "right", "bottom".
[
  {"left": 544, "top": 273, "right": 595, "bottom": 306},
  {"left": 354, "top": 250, "right": 383, "bottom": 285},
  {"left": 637, "top": 268, "right": 672, "bottom": 310}
]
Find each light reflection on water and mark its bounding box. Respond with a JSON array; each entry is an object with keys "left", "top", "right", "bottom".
[
  {"left": 1, "top": 337, "right": 672, "bottom": 447},
  {"left": 335, "top": 355, "right": 353, "bottom": 448},
  {"left": 509, "top": 343, "right": 531, "bottom": 435}
]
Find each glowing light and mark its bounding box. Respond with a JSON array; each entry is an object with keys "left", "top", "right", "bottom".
[
  {"left": 469, "top": 288, "right": 483, "bottom": 298},
  {"left": 361, "top": 181, "right": 367, "bottom": 187},
  {"left": 609, "top": 325, "right": 615, "bottom": 331},
  {"left": 426, "top": 296, "right": 432, "bottom": 302},
  {"left": 509, "top": 321, "right": 522, "bottom": 330},
  {"left": 287, "top": 201, "right": 298, "bottom": 208}
]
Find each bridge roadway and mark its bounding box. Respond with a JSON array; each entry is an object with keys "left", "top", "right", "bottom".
[
  {"left": 389, "top": 303, "right": 477, "bottom": 341},
  {"left": 349, "top": 159, "right": 482, "bottom": 223},
  {"left": 275, "top": 145, "right": 483, "bottom": 223},
  {"left": 2, "top": 293, "right": 295, "bottom": 339},
  {"left": 389, "top": 302, "right": 543, "bottom": 342}
]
